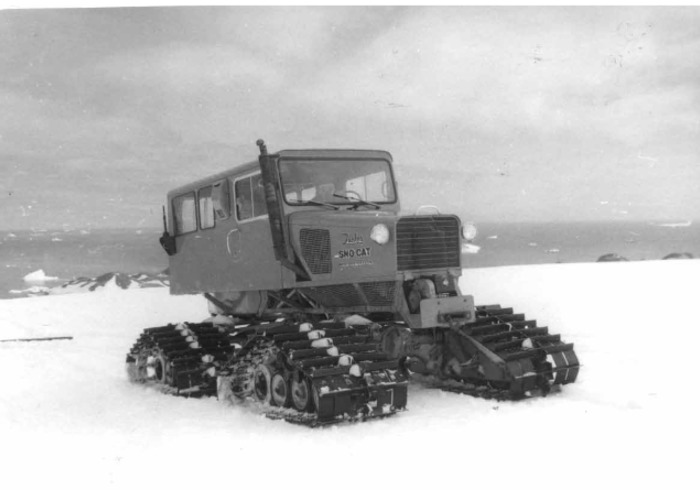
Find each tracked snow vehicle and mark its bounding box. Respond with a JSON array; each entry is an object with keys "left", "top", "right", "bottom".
[{"left": 127, "top": 140, "right": 579, "bottom": 425}]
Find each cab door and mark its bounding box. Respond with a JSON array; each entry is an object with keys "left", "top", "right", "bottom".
[
  {"left": 231, "top": 172, "right": 282, "bottom": 291},
  {"left": 170, "top": 181, "right": 237, "bottom": 294}
]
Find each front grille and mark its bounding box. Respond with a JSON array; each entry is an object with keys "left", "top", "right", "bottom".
[
  {"left": 303, "top": 281, "right": 396, "bottom": 308},
  {"left": 396, "top": 216, "right": 461, "bottom": 271},
  {"left": 299, "top": 228, "right": 331, "bottom": 274}
]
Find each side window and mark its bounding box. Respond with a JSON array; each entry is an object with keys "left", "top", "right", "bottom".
[
  {"left": 173, "top": 193, "right": 196, "bottom": 235},
  {"left": 235, "top": 174, "right": 269, "bottom": 221},
  {"left": 235, "top": 177, "right": 253, "bottom": 220},
  {"left": 198, "top": 186, "right": 214, "bottom": 229},
  {"left": 212, "top": 179, "right": 231, "bottom": 220}
]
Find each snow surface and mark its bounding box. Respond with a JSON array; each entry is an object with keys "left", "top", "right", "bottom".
[{"left": 1, "top": 261, "right": 699, "bottom": 496}]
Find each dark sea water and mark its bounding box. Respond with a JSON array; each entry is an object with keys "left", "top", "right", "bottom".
[
  {"left": 1, "top": 221, "right": 698, "bottom": 299},
  {"left": 0, "top": 228, "right": 168, "bottom": 299}
]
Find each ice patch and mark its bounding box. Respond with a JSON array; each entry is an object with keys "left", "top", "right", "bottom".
[
  {"left": 344, "top": 315, "right": 373, "bottom": 326},
  {"left": 311, "top": 338, "right": 332, "bottom": 348},
  {"left": 461, "top": 243, "right": 480, "bottom": 254},
  {"left": 652, "top": 220, "right": 692, "bottom": 228},
  {"left": 23, "top": 269, "right": 59, "bottom": 283},
  {"left": 307, "top": 330, "right": 326, "bottom": 340},
  {"left": 211, "top": 314, "right": 236, "bottom": 326},
  {"left": 9, "top": 286, "right": 50, "bottom": 296}
]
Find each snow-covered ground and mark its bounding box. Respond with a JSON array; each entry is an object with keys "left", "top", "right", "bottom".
[{"left": 1, "top": 261, "right": 699, "bottom": 496}]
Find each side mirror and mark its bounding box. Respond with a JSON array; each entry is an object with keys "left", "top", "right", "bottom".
[{"left": 159, "top": 232, "right": 177, "bottom": 256}]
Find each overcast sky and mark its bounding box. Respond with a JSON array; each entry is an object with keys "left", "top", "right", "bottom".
[{"left": 1, "top": 6, "right": 699, "bottom": 230}]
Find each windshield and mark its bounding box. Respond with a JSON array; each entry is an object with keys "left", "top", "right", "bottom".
[{"left": 279, "top": 158, "right": 396, "bottom": 206}]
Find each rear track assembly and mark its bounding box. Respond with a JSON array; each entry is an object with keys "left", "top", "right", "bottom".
[{"left": 127, "top": 319, "right": 408, "bottom": 426}]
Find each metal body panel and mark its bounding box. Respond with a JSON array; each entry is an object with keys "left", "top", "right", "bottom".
[{"left": 170, "top": 214, "right": 282, "bottom": 294}]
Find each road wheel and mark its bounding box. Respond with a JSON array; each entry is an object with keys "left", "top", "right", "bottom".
[
  {"left": 291, "top": 375, "right": 313, "bottom": 412},
  {"left": 271, "top": 372, "right": 290, "bottom": 407},
  {"left": 253, "top": 364, "right": 273, "bottom": 404}
]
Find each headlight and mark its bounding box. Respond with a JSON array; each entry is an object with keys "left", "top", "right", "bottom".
[
  {"left": 461, "top": 222, "right": 478, "bottom": 241},
  {"left": 370, "top": 223, "right": 390, "bottom": 245}
]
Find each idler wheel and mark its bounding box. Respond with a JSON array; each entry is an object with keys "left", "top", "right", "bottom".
[
  {"left": 270, "top": 372, "right": 290, "bottom": 407},
  {"left": 291, "top": 375, "right": 314, "bottom": 412},
  {"left": 154, "top": 355, "right": 166, "bottom": 382},
  {"left": 146, "top": 352, "right": 168, "bottom": 383},
  {"left": 253, "top": 365, "right": 273, "bottom": 404}
]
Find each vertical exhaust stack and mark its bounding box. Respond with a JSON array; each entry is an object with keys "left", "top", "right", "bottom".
[{"left": 257, "top": 139, "right": 309, "bottom": 280}]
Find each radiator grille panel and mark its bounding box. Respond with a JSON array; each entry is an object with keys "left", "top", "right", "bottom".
[
  {"left": 360, "top": 281, "right": 396, "bottom": 306},
  {"left": 303, "top": 281, "right": 396, "bottom": 308},
  {"left": 299, "top": 228, "right": 331, "bottom": 274},
  {"left": 396, "top": 216, "right": 461, "bottom": 271}
]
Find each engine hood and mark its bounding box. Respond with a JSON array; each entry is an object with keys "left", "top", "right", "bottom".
[
  {"left": 288, "top": 210, "right": 398, "bottom": 229},
  {"left": 287, "top": 210, "right": 399, "bottom": 281}
]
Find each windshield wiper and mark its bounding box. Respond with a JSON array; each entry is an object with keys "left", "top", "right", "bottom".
[
  {"left": 304, "top": 199, "right": 340, "bottom": 210},
  {"left": 333, "top": 193, "right": 381, "bottom": 209}
]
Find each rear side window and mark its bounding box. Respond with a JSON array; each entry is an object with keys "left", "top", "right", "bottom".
[
  {"left": 173, "top": 193, "right": 196, "bottom": 235},
  {"left": 235, "top": 174, "right": 268, "bottom": 221},
  {"left": 198, "top": 186, "right": 214, "bottom": 229}
]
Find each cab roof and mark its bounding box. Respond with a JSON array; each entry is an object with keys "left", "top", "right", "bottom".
[{"left": 167, "top": 148, "right": 393, "bottom": 198}]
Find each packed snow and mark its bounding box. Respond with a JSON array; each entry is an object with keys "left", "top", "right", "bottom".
[{"left": 1, "top": 261, "right": 699, "bottom": 496}]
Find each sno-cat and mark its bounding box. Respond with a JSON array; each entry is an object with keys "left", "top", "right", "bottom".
[{"left": 127, "top": 140, "right": 579, "bottom": 425}]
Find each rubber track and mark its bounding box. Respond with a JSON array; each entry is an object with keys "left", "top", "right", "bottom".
[{"left": 126, "top": 322, "right": 234, "bottom": 396}]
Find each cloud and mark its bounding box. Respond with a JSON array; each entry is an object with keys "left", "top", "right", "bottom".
[
  {"left": 1, "top": 6, "right": 700, "bottom": 228},
  {"left": 93, "top": 43, "right": 283, "bottom": 95}
]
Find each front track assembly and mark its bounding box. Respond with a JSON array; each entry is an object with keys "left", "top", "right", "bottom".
[{"left": 436, "top": 304, "right": 580, "bottom": 399}]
